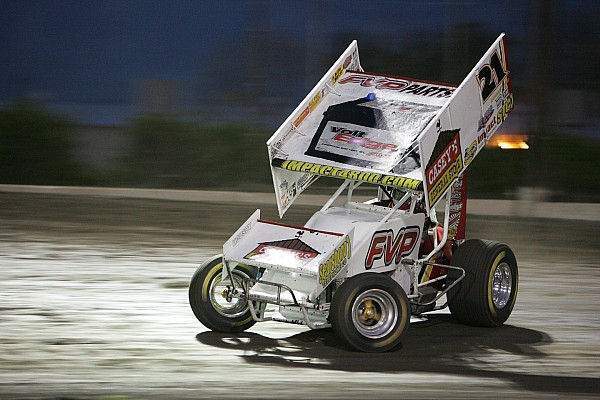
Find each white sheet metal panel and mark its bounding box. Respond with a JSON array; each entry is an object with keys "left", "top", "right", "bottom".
[
  {"left": 222, "top": 218, "right": 347, "bottom": 277},
  {"left": 419, "top": 33, "right": 514, "bottom": 211}
]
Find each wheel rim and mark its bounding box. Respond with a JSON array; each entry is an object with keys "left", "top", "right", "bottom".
[
  {"left": 492, "top": 262, "right": 513, "bottom": 309},
  {"left": 351, "top": 289, "right": 398, "bottom": 339},
  {"left": 209, "top": 270, "right": 249, "bottom": 318}
]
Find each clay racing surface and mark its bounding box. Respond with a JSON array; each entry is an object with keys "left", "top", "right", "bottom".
[{"left": 1, "top": 193, "right": 599, "bottom": 399}]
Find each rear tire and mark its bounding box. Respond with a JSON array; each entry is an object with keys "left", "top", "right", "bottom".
[
  {"left": 189, "top": 255, "right": 258, "bottom": 333},
  {"left": 330, "top": 273, "right": 410, "bottom": 352},
  {"left": 448, "top": 239, "right": 518, "bottom": 327}
]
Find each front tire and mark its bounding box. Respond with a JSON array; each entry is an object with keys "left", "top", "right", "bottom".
[
  {"left": 330, "top": 273, "right": 410, "bottom": 352},
  {"left": 448, "top": 239, "right": 518, "bottom": 327},
  {"left": 189, "top": 255, "right": 257, "bottom": 333}
]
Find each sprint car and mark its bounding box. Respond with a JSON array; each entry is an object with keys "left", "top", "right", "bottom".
[{"left": 189, "top": 34, "right": 517, "bottom": 352}]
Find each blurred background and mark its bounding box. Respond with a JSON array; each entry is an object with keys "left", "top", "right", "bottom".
[{"left": 1, "top": 0, "right": 598, "bottom": 201}]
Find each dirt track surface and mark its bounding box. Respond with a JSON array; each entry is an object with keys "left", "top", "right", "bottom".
[{"left": 1, "top": 193, "right": 599, "bottom": 399}]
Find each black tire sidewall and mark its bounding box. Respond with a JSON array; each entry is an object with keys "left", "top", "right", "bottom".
[
  {"left": 484, "top": 243, "right": 518, "bottom": 325},
  {"left": 449, "top": 240, "right": 518, "bottom": 327},
  {"left": 330, "top": 273, "right": 410, "bottom": 352}
]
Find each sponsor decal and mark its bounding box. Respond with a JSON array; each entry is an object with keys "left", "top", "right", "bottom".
[
  {"left": 478, "top": 106, "right": 494, "bottom": 132},
  {"left": 479, "top": 115, "right": 497, "bottom": 145},
  {"left": 351, "top": 49, "right": 360, "bottom": 68},
  {"left": 279, "top": 182, "right": 297, "bottom": 209},
  {"left": 396, "top": 83, "right": 455, "bottom": 98},
  {"left": 343, "top": 54, "right": 352, "bottom": 69},
  {"left": 448, "top": 174, "right": 467, "bottom": 240},
  {"left": 309, "top": 91, "right": 323, "bottom": 111},
  {"left": 339, "top": 74, "right": 409, "bottom": 91},
  {"left": 232, "top": 221, "right": 253, "bottom": 247},
  {"left": 316, "top": 121, "right": 401, "bottom": 165},
  {"left": 278, "top": 173, "right": 316, "bottom": 210},
  {"left": 477, "top": 132, "right": 486, "bottom": 145},
  {"left": 331, "top": 126, "right": 399, "bottom": 152},
  {"left": 296, "top": 171, "right": 313, "bottom": 190},
  {"left": 464, "top": 140, "right": 477, "bottom": 166},
  {"left": 331, "top": 64, "right": 345, "bottom": 86},
  {"left": 496, "top": 93, "right": 514, "bottom": 125},
  {"left": 365, "top": 226, "right": 420, "bottom": 269},
  {"left": 425, "top": 128, "right": 464, "bottom": 206},
  {"left": 306, "top": 96, "right": 439, "bottom": 171},
  {"left": 245, "top": 238, "right": 320, "bottom": 266},
  {"left": 306, "top": 97, "right": 406, "bottom": 170},
  {"left": 271, "top": 128, "right": 294, "bottom": 158},
  {"left": 279, "top": 180, "right": 289, "bottom": 191},
  {"left": 329, "top": 52, "right": 355, "bottom": 90},
  {"left": 319, "top": 235, "right": 352, "bottom": 287},
  {"left": 294, "top": 90, "right": 324, "bottom": 127},
  {"left": 339, "top": 74, "right": 454, "bottom": 98},
  {"left": 272, "top": 158, "right": 423, "bottom": 191},
  {"left": 494, "top": 81, "right": 511, "bottom": 109},
  {"left": 294, "top": 108, "right": 310, "bottom": 128}
]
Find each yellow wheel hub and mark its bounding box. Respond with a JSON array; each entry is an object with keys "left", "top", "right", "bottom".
[{"left": 359, "top": 299, "right": 381, "bottom": 322}]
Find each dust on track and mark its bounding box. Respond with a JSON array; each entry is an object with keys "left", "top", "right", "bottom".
[{"left": 1, "top": 193, "right": 599, "bottom": 399}]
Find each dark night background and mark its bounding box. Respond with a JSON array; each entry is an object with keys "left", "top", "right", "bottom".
[{"left": 0, "top": 0, "right": 598, "bottom": 198}]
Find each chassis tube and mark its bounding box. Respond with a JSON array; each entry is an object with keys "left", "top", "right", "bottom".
[{"left": 424, "top": 190, "right": 451, "bottom": 262}]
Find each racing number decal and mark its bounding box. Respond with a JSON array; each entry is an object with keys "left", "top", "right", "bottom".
[{"left": 477, "top": 50, "right": 507, "bottom": 101}]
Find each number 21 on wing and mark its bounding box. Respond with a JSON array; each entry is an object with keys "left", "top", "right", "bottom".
[{"left": 477, "top": 47, "right": 508, "bottom": 101}]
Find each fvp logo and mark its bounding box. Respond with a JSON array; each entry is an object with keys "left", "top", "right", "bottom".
[{"left": 365, "top": 226, "right": 420, "bottom": 269}]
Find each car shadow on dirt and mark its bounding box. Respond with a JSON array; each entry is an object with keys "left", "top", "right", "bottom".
[{"left": 196, "top": 314, "right": 599, "bottom": 396}]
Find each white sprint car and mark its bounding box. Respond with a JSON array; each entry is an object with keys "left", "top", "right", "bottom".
[{"left": 189, "top": 34, "right": 517, "bottom": 352}]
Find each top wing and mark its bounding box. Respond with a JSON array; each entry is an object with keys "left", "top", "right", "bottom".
[{"left": 267, "top": 34, "right": 513, "bottom": 216}]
